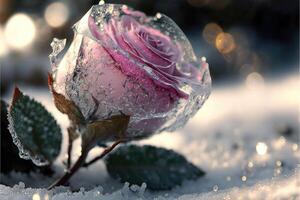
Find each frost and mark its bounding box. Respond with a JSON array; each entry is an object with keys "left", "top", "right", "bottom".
[
  {"left": 49, "top": 38, "right": 66, "bottom": 69},
  {"left": 0, "top": 173, "right": 299, "bottom": 200},
  {"left": 51, "top": 3, "right": 211, "bottom": 139},
  {"left": 49, "top": 38, "right": 67, "bottom": 85}
]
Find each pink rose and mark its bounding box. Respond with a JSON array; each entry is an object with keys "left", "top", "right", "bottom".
[{"left": 53, "top": 4, "right": 211, "bottom": 139}]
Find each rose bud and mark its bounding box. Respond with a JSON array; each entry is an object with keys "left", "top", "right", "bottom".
[{"left": 50, "top": 3, "right": 211, "bottom": 141}]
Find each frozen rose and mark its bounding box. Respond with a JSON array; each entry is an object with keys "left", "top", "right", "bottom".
[{"left": 52, "top": 4, "right": 211, "bottom": 139}]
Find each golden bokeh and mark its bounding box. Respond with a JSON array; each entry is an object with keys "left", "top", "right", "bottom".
[
  {"left": 202, "top": 23, "right": 223, "bottom": 44},
  {"left": 215, "top": 32, "right": 236, "bottom": 54}
]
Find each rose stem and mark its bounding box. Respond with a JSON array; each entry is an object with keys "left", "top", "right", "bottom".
[
  {"left": 67, "top": 131, "right": 73, "bottom": 169},
  {"left": 48, "top": 139, "right": 125, "bottom": 190},
  {"left": 83, "top": 139, "right": 126, "bottom": 168},
  {"left": 48, "top": 149, "right": 88, "bottom": 190}
]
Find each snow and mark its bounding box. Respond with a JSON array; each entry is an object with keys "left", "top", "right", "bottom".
[{"left": 1, "top": 73, "right": 299, "bottom": 199}]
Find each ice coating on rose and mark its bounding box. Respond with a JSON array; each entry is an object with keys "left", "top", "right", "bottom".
[
  {"left": 52, "top": 4, "right": 211, "bottom": 139},
  {"left": 88, "top": 14, "right": 191, "bottom": 99}
]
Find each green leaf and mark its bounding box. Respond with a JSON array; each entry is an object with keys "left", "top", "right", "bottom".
[
  {"left": 105, "top": 145, "right": 205, "bottom": 190},
  {"left": 7, "top": 87, "right": 62, "bottom": 166},
  {"left": 1, "top": 100, "right": 53, "bottom": 175},
  {"left": 1, "top": 99, "right": 36, "bottom": 173}
]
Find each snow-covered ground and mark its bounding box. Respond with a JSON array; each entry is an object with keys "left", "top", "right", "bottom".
[{"left": 1, "top": 72, "right": 299, "bottom": 199}]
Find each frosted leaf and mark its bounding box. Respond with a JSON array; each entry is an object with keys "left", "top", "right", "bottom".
[
  {"left": 105, "top": 145, "right": 204, "bottom": 190},
  {"left": 51, "top": 3, "right": 211, "bottom": 140},
  {"left": 7, "top": 88, "right": 62, "bottom": 166}
]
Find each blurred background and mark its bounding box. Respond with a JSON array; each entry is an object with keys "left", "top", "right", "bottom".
[
  {"left": 0, "top": 1, "right": 299, "bottom": 195},
  {"left": 0, "top": 0, "right": 298, "bottom": 94}
]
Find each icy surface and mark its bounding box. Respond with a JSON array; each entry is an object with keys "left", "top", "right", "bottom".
[
  {"left": 1, "top": 73, "right": 299, "bottom": 199},
  {"left": 51, "top": 3, "right": 211, "bottom": 139}
]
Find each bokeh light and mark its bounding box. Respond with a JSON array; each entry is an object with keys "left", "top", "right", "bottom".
[
  {"left": 44, "top": 193, "right": 50, "bottom": 200},
  {"left": 44, "top": 2, "right": 69, "bottom": 28},
  {"left": 202, "top": 23, "right": 223, "bottom": 44},
  {"left": 215, "top": 32, "right": 236, "bottom": 54},
  {"left": 256, "top": 142, "right": 268, "bottom": 155},
  {"left": 292, "top": 144, "right": 298, "bottom": 151},
  {"left": 241, "top": 175, "right": 247, "bottom": 182},
  {"left": 32, "top": 193, "right": 41, "bottom": 200},
  {"left": 276, "top": 160, "right": 282, "bottom": 167},
  {"left": 248, "top": 161, "right": 254, "bottom": 168},
  {"left": 245, "top": 72, "right": 265, "bottom": 89},
  {"left": 4, "top": 13, "right": 36, "bottom": 50},
  {"left": 273, "top": 136, "right": 286, "bottom": 150}
]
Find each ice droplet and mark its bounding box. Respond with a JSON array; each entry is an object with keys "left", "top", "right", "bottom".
[
  {"left": 50, "top": 38, "right": 66, "bottom": 64},
  {"left": 156, "top": 12, "right": 162, "bottom": 19},
  {"left": 49, "top": 38, "right": 66, "bottom": 77}
]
